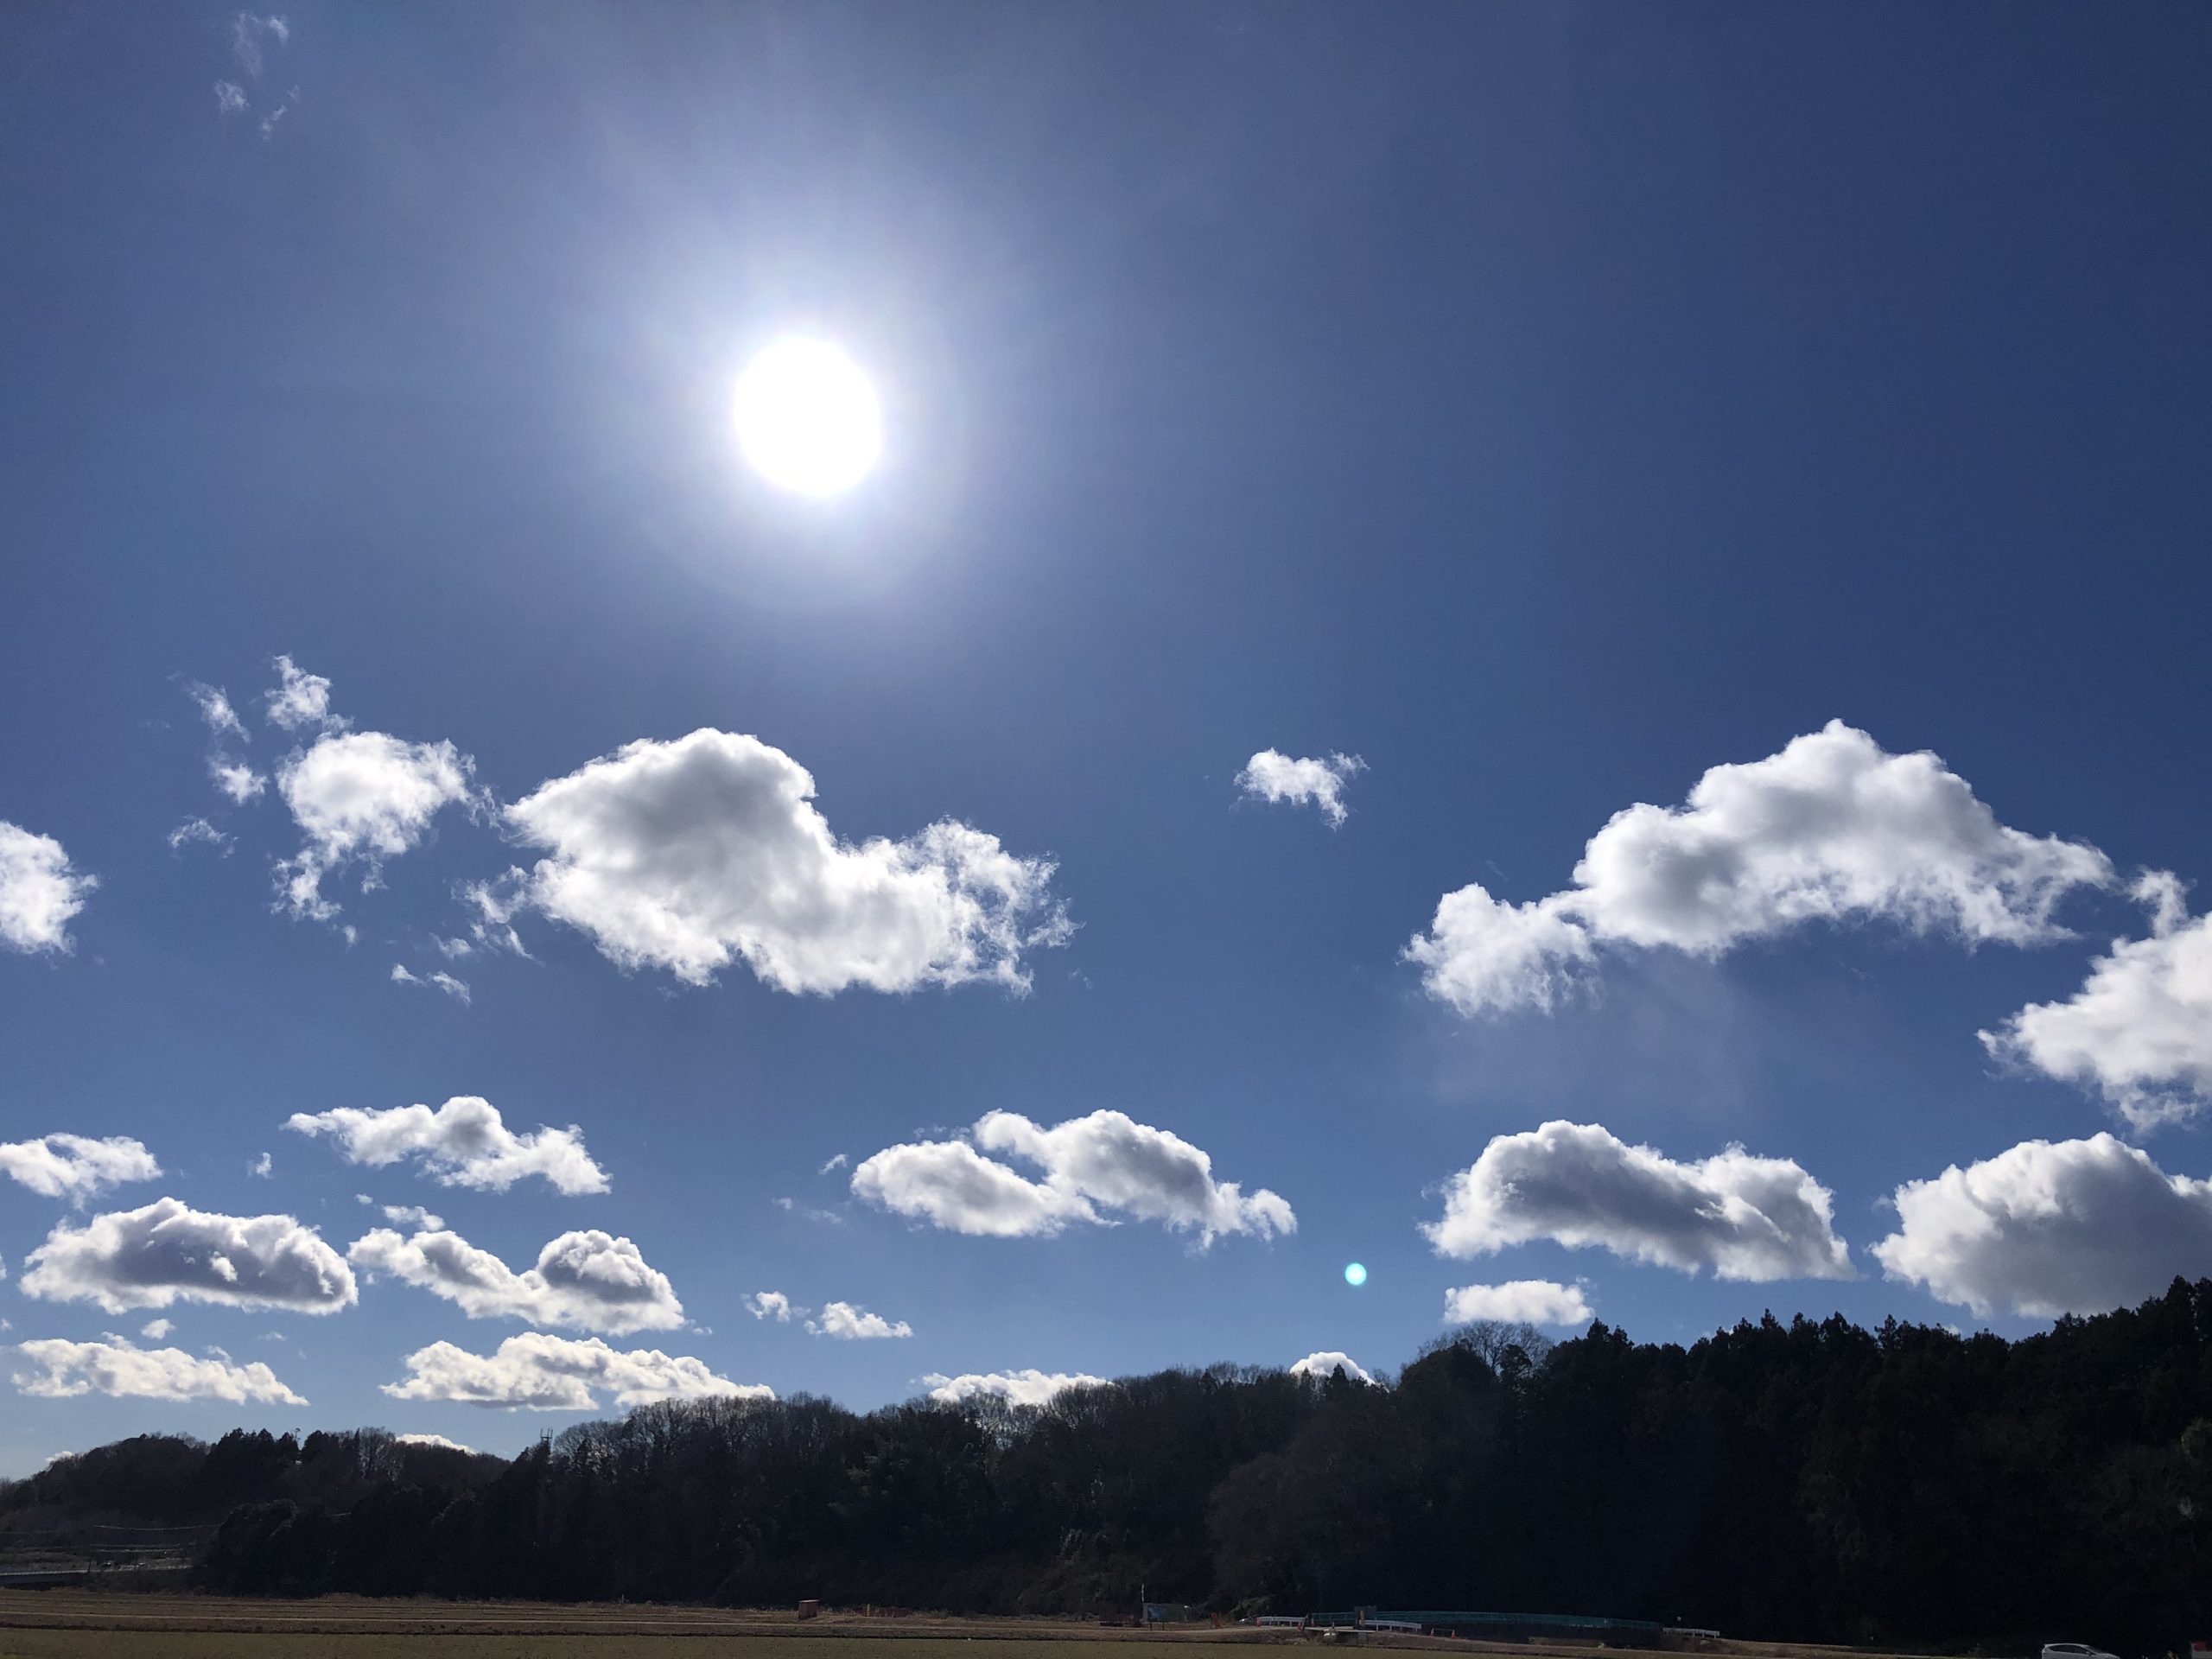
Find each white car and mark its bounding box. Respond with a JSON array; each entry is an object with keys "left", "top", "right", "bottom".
[{"left": 2042, "top": 1643, "right": 2120, "bottom": 1659}]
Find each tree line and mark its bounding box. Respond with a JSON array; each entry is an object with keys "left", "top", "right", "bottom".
[{"left": 8, "top": 1281, "right": 2212, "bottom": 1653}]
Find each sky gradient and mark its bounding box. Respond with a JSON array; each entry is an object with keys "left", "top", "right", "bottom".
[{"left": 2, "top": 3, "right": 2209, "bottom": 1472}]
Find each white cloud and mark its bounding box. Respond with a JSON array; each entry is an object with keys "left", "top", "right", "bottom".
[
  {"left": 806, "top": 1301, "right": 912, "bottom": 1340},
  {"left": 212, "top": 761, "right": 268, "bottom": 804},
  {"left": 0, "top": 1135, "right": 160, "bottom": 1204},
  {"left": 379, "top": 1204, "right": 445, "bottom": 1230},
  {"left": 1407, "top": 721, "right": 2112, "bottom": 1014},
  {"left": 1404, "top": 882, "right": 1597, "bottom": 1016},
  {"left": 819, "top": 1153, "right": 849, "bottom": 1175},
  {"left": 286, "top": 1096, "right": 609, "bottom": 1195},
  {"left": 1236, "top": 750, "right": 1366, "bottom": 828},
  {"left": 382, "top": 1332, "right": 771, "bottom": 1410},
  {"left": 349, "top": 1225, "right": 684, "bottom": 1335},
  {"left": 13, "top": 1336, "right": 304, "bottom": 1406},
  {"left": 505, "top": 728, "right": 1071, "bottom": 995},
  {"left": 1873, "top": 1134, "right": 2212, "bottom": 1318},
  {"left": 1443, "top": 1279, "right": 1595, "bottom": 1327},
  {"left": 263, "top": 655, "right": 342, "bottom": 732},
  {"left": 21, "top": 1198, "right": 356, "bottom": 1315},
  {"left": 1288, "top": 1351, "right": 1372, "bottom": 1383},
  {"left": 1982, "top": 882, "right": 2212, "bottom": 1131},
  {"left": 434, "top": 936, "right": 474, "bottom": 959},
  {"left": 168, "top": 817, "right": 231, "bottom": 854},
  {"left": 185, "top": 682, "right": 249, "bottom": 743},
  {"left": 744, "top": 1291, "right": 796, "bottom": 1322},
  {"left": 275, "top": 729, "right": 478, "bottom": 920},
  {"left": 248, "top": 1152, "right": 272, "bottom": 1179},
  {"left": 229, "top": 13, "right": 289, "bottom": 79},
  {"left": 140, "top": 1319, "right": 174, "bottom": 1341},
  {"left": 0, "top": 823, "right": 97, "bottom": 956},
  {"left": 213, "top": 80, "right": 248, "bottom": 115},
  {"left": 1425, "top": 1120, "right": 1853, "bottom": 1282},
  {"left": 921, "top": 1369, "right": 1109, "bottom": 1408},
  {"left": 395, "top": 1432, "right": 473, "bottom": 1452},
  {"left": 852, "top": 1109, "right": 1294, "bottom": 1244},
  {"left": 459, "top": 874, "right": 533, "bottom": 958},
  {"left": 391, "top": 963, "right": 472, "bottom": 1006}
]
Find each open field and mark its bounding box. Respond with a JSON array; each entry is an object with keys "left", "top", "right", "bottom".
[{"left": 0, "top": 1594, "right": 1957, "bottom": 1659}]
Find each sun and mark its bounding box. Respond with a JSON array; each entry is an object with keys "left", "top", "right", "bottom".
[{"left": 732, "top": 338, "right": 883, "bottom": 498}]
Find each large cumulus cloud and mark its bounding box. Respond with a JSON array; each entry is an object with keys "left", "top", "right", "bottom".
[
  {"left": 286, "top": 1096, "right": 608, "bottom": 1194},
  {"left": 1408, "top": 721, "right": 2110, "bottom": 1014},
  {"left": 21, "top": 1198, "right": 357, "bottom": 1315},
  {"left": 13, "top": 1336, "right": 305, "bottom": 1406},
  {"left": 0, "top": 1135, "right": 160, "bottom": 1204},
  {"left": 1982, "top": 879, "right": 2212, "bottom": 1131},
  {"left": 382, "top": 1332, "right": 770, "bottom": 1410},
  {"left": 1424, "top": 1121, "right": 1853, "bottom": 1282},
  {"left": 0, "top": 823, "right": 97, "bottom": 955},
  {"left": 1873, "top": 1135, "right": 2212, "bottom": 1317},
  {"left": 920, "top": 1369, "right": 1110, "bottom": 1408},
  {"left": 349, "top": 1225, "right": 685, "bottom": 1334},
  {"left": 853, "top": 1109, "right": 1294, "bottom": 1244},
  {"left": 503, "top": 728, "right": 1071, "bottom": 995}
]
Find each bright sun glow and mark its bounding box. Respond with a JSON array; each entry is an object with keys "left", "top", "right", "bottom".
[
  {"left": 732, "top": 338, "right": 883, "bottom": 498},
  {"left": 1344, "top": 1262, "right": 1368, "bottom": 1287}
]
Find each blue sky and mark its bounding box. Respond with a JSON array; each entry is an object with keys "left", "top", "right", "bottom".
[{"left": 3, "top": 3, "right": 2209, "bottom": 1471}]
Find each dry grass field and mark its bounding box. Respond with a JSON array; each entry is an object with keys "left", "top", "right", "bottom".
[
  {"left": 0, "top": 1592, "right": 1940, "bottom": 1659},
  {"left": 0, "top": 1594, "right": 1271, "bottom": 1659}
]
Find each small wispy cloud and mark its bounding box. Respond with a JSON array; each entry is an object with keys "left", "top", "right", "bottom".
[
  {"left": 229, "top": 13, "right": 289, "bottom": 80},
  {"left": 391, "top": 963, "right": 472, "bottom": 1006},
  {"left": 247, "top": 1152, "right": 273, "bottom": 1179},
  {"left": 168, "top": 817, "right": 231, "bottom": 855},
  {"left": 213, "top": 18, "right": 298, "bottom": 141}
]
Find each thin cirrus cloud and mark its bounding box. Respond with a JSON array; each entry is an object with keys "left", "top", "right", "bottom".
[
  {"left": 12, "top": 1335, "right": 305, "bottom": 1406},
  {"left": 500, "top": 728, "right": 1072, "bottom": 996},
  {"left": 391, "top": 963, "right": 471, "bottom": 1006},
  {"left": 1288, "top": 1351, "right": 1373, "bottom": 1384},
  {"left": 182, "top": 679, "right": 264, "bottom": 803},
  {"left": 285, "top": 1096, "right": 609, "bottom": 1195},
  {"left": 0, "top": 823, "right": 97, "bottom": 956},
  {"left": 1424, "top": 1121, "right": 1853, "bottom": 1283},
  {"left": 1236, "top": 749, "right": 1366, "bottom": 828},
  {"left": 921, "top": 1369, "right": 1110, "bottom": 1408},
  {"left": 1405, "top": 721, "right": 2113, "bottom": 1015},
  {"left": 348, "top": 1225, "right": 685, "bottom": 1336},
  {"left": 0, "top": 1135, "right": 160, "bottom": 1205},
  {"left": 183, "top": 680, "right": 250, "bottom": 744},
  {"left": 851, "top": 1109, "right": 1294, "bottom": 1244},
  {"left": 1442, "top": 1280, "right": 1595, "bottom": 1328},
  {"left": 1981, "top": 874, "right": 2212, "bottom": 1132},
  {"left": 381, "top": 1332, "right": 772, "bottom": 1410},
  {"left": 20, "top": 1198, "right": 357, "bottom": 1315},
  {"left": 806, "top": 1301, "right": 912, "bottom": 1340},
  {"left": 1873, "top": 1134, "right": 2212, "bottom": 1319},
  {"left": 168, "top": 817, "right": 231, "bottom": 854}
]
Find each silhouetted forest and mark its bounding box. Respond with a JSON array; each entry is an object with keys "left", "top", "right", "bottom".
[{"left": 10, "top": 1283, "right": 2212, "bottom": 1653}]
